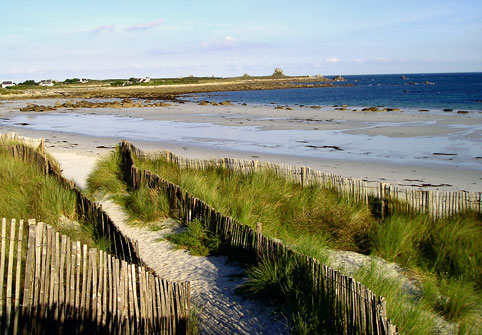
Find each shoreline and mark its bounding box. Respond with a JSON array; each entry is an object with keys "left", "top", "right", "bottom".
[{"left": 0, "top": 104, "right": 481, "bottom": 192}]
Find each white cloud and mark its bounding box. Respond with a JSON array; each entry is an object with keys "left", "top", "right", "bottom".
[
  {"left": 202, "top": 35, "right": 237, "bottom": 51},
  {"left": 91, "top": 25, "right": 115, "bottom": 34},
  {"left": 352, "top": 58, "right": 364, "bottom": 63},
  {"left": 374, "top": 57, "right": 388, "bottom": 63},
  {"left": 126, "top": 19, "right": 163, "bottom": 32},
  {"left": 324, "top": 57, "right": 340, "bottom": 63}
]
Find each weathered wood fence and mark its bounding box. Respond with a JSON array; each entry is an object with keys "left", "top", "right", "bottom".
[
  {"left": 126, "top": 142, "right": 481, "bottom": 218},
  {"left": 0, "top": 218, "right": 190, "bottom": 334},
  {"left": 1, "top": 133, "right": 140, "bottom": 264},
  {"left": 121, "top": 141, "right": 399, "bottom": 335}
]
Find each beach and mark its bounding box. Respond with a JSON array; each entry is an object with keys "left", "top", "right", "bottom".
[{"left": 0, "top": 98, "right": 480, "bottom": 192}]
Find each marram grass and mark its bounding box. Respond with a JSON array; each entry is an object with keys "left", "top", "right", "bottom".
[
  {"left": 0, "top": 151, "right": 98, "bottom": 248},
  {"left": 87, "top": 146, "right": 482, "bottom": 334}
]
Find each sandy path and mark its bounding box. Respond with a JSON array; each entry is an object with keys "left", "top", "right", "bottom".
[
  {"left": 49, "top": 149, "right": 288, "bottom": 334},
  {"left": 100, "top": 200, "right": 288, "bottom": 335}
]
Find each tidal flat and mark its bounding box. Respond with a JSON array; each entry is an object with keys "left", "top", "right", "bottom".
[{"left": 0, "top": 98, "right": 481, "bottom": 191}]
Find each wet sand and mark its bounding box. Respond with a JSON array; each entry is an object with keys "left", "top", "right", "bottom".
[{"left": 0, "top": 99, "right": 481, "bottom": 192}]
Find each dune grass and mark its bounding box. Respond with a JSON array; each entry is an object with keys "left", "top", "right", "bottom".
[
  {"left": 0, "top": 150, "right": 99, "bottom": 247},
  {"left": 87, "top": 147, "right": 482, "bottom": 334},
  {"left": 86, "top": 149, "right": 169, "bottom": 225},
  {"left": 133, "top": 156, "right": 374, "bottom": 254},
  {"left": 166, "top": 220, "right": 225, "bottom": 256}
]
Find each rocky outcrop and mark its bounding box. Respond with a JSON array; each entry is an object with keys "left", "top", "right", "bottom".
[
  {"left": 272, "top": 68, "right": 285, "bottom": 77},
  {"left": 332, "top": 75, "right": 345, "bottom": 81},
  {"left": 361, "top": 107, "right": 382, "bottom": 112},
  {"left": 20, "top": 99, "right": 172, "bottom": 112}
]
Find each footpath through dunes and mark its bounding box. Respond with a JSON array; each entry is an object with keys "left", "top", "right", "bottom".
[
  {"left": 50, "top": 148, "right": 289, "bottom": 334},
  {"left": 100, "top": 200, "right": 288, "bottom": 335}
]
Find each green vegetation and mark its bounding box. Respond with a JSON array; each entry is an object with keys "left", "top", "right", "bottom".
[
  {"left": 239, "top": 254, "right": 337, "bottom": 335},
  {"left": 0, "top": 149, "right": 97, "bottom": 247},
  {"left": 110, "top": 80, "right": 125, "bottom": 87},
  {"left": 19, "top": 79, "right": 37, "bottom": 86},
  {"left": 352, "top": 261, "right": 437, "bottom": 335},
  {"left": 86, "top": 149, "right": 169, "bottom": 226},
  {"left": 133, "top": 156, "right": 373, "bottom": 254},
  {"left": 87, "top": 147, "right": 482, "bottom": 334},
  {"left": 63, "top": 78, "right": 80, "bottom": 84},
  {"left": 166, "top": 220, "right": 224, "bottom": 256}
]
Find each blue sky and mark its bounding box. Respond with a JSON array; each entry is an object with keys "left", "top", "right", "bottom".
[{"left": 1, "top": 0, "right": 481, "bottom": 81}]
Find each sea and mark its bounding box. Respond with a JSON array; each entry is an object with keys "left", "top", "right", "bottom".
[{"left": 185, "top": 72, "right": 482, "bottom": 111}]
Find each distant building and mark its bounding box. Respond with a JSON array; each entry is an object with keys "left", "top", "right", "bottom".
[
  {"left": 136, "top": 77, "right": 151, "bottom": 83},
  {"left": 1, "top": 80, "right": 15, "bottom": 88},
  {"left": 79, "top": 78, "right": 89, "bottom": 83},
  {"left": 39, "top": 80, "right": 54, "bottom": 87}
]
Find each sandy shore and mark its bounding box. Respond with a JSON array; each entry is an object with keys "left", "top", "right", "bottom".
[{"left": 0, "top": 98, "right": 481, "bottom": 192}]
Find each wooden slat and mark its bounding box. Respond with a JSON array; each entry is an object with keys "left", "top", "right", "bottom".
[
  {"left": 48, "top": 229, "right": 57, "bottom": 316},
  {"left": 91, "top": 248, "right": 98, "bottom": 322},
  {"left": 22, "top": 221, "right": 36, "bottom": 316},
  {"left": 102, "top": 251, "right": 108, "bottom": 326},
  {"left": 97, "top": 250, "right": 103, "bottom": 325},
  {"left": 39, "top": 223, "right": 48, "bottom": 318},
  {"left": 53, "top": 232, "right": 61, "bottom": 320},
  {"left": 80, "top": 244, "right": 88, "bottom": 321},
  {"left": 62, "top": 236, "right": 71, "bottom": 323},
  {"left": 5, "top": 219, "right": 17, "bottom": 331},
  {"left": 0, "top": 217, "right": 7, "bottom": 317}
]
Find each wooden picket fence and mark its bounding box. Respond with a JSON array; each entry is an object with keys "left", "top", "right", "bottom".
[
  {"left": 0, "top": 133, "right": 140, "bottom": 264},
  {"left": 126, "top": 142, "right": 481, "bottom": 218},
  {"left": 0, "top": 218, "right": 190, "bottom": 334},
  {"left": 121, "top": 141, "right": 399, "bottom": 335}
]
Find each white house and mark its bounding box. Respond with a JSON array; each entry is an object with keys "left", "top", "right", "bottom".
[
  {"left": 79, "top": 78, "right": 89, "bottom": 83},
  {"left": 138, "top": 77, "right": 151, "bottom": 83},
  {"left": 1, "top": 80, "right": 15, "bottom": 88},
  {"left": 39, "top": 80, "right": 54, "bottom": 87}
]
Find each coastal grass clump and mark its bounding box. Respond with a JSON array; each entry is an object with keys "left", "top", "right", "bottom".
[
  {"left": 0, "top": 151, "right": 76, "bottom": 224},
  {"left": 166, "top": 220, "right": 224, "bottom": 256},
  {"left": 239, "top": 254, "right": 339, "bottom": 335},
  {"left": 133, "top": 155, "right": 374, "bottom": 254},
  {"left": 86, "top": 149, "right": 169, "bottom": 226},
  {"left": 0, "top": 150, "right": 98, "bottom": 248},
  {"left": 352, "top": 261, "right": 439, "bottom": 335},
  {"left": 372, "top": 212, "right": 482, "bottom": 288}
]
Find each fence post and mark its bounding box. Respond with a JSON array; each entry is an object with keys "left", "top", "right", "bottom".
[{"left": 256, "top": 223, "right": 262, "bottom": 259}]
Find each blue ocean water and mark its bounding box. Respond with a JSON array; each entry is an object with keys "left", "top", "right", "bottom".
[{"left": 187, "top": 72, "right": 482, "bottom": 111}]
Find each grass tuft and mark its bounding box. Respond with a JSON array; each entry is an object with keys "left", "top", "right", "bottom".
[{"left": 167, "top": 220, "right": 224, "bottom": 256}]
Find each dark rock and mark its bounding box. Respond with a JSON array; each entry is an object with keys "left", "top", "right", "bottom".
[
  {"left": 361, "top": 107, "right": 380, "bottom": 112},
  {"left": 457, "top": 110, "right": 469, "bottom": 114},
  {"left": 306, "top": 145, "right": 343, "bottom": 151},
  {"left": 443, "top": 108, "right": 453, "bottom": 112}
]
